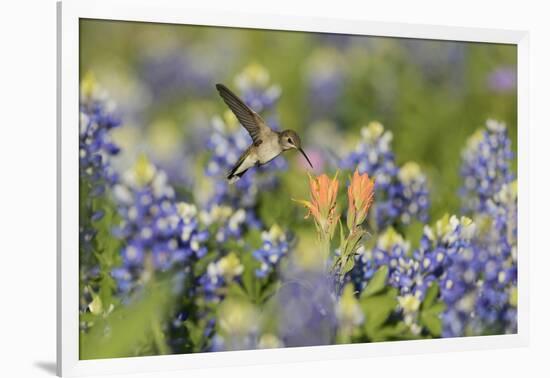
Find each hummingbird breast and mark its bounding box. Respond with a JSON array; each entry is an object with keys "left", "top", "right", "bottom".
[{"left": 256, "top": 134, "right": 283, "bottom": 164}]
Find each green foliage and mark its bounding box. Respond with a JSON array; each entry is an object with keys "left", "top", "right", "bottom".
[
  {"left": 92, "top": 202, "right": 122, "bottom": 308},
  {"left": 361, "top": 266, "right": 389, "bottom": 298},
  {"left": 80, "top": 281, "right": 173, "bottom": 359},
  {"left": 355, "top": 267, "right": 446, "bottom": 341},
  {"left": 359, "top": 267, "right": 399, "bottom": 341},
  {"left": 419, "top": 283, "right": 446, "bottom": 337}
]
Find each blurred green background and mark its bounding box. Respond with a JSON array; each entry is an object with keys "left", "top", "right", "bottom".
[{"left": 80, "top": 18, "right": 517, "bottom": 220}]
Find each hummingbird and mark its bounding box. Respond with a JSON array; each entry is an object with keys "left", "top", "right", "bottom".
[{"left": 215, "top": 83, "right": 314, "bottom": 183}]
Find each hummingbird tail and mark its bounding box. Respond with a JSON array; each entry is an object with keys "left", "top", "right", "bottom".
[
  {"left": 227, "top": 175, "right": 240, "bottom": 184},
  {"left": 227, "top": 168, "right": 248, "bottom": 184}
]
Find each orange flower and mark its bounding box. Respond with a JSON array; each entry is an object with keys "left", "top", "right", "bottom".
[
  {"left": 347, "top": 169, "right": 375, "bottom": 230},
  {"left": 295, "top": 172, "right": 340, "bottom": 238}
]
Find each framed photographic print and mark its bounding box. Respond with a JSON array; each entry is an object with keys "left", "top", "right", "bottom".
[{"left": 57, "top": 0, "right": 529, "bottom": 376}]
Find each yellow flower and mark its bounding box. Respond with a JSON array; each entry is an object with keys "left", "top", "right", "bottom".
[
  {"left": 360, "top": 121, "right": 385, "bottom": 142},
  {"left": 218, "top": 298, "right": 259, "bottom": 336},
  {"left": 216, "top": 252, "right": 244, "bottom": 282},
  {"left": 509, "top": 286, "right": 518, "bottom": 307},
  {"left": 81, "top": 71, "right": 98, "bottom": 99},
  {"left": 234, "top": 62, "right": 270, "bottom": 88},
  {"left": 397, "top": 162, "right": 422, "bottom": 185},
  {"left": 347, "top": 169, "right": 375, "bottom": 230},
  {"left": 132, "top": 154, "right": 156, "bottom": 187},
  {"left": 258, "top": 334, "right": 284, "bottom": 349},
  {"left": 398, "top": 294, "right": 421, "bottom": 314},
  {"left": 377, "top": 227, "right": 407, "bottom": 251}
]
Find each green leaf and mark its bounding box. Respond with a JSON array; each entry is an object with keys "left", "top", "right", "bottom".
[
  {"left": 419, "top": 282, "right": 445, "bottom": 337},
  {"left": 361, "top": 288, "right": 397, "bottom": 336},
  {"left": 330, "top": 256, "right": 341, "bottom": 273},
  {"left": 240, "top": 251, "right": 261, "bottom": 302},
  {"left": 427, "top": 302, "right": 446, "bottom": 314},
  {"left": 259, "top": 281, "right": 280, "bottom": 303},
  {"left": 422, "top": 282, "right": 439, "bottom": 309},
  {"left": 80, "top": 281, "right": 172, "bottom": 359},
  {"left": 404, "top": 221, "right": 424, "bottom": 251},
  {"left": 338, "top": 218, "right": 346, "bottom": 251},
  {"left": 420, "top": 311, "right": 442, "bottom": 336},
  {"left": 226, "top": 283, "right": 249, "bottom": 300},
  {"left": 369, "top": 321, "right": 419, "bottom": 341},
  {"left": 361, "top": 266, "right": 389, "bottom": 298},
  {"left": 342, "top": 229, "right": 365, "bottom": 258},
  {"left": 341, "top": 256, "right": 355, "bottom": 275},
  {"left": 193, "top": 252, "right": 218, "bottom": 276}
]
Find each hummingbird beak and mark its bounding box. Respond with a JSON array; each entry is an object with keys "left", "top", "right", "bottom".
[{"left": 298, "top": 147, "right": 314, "bottom": 169}]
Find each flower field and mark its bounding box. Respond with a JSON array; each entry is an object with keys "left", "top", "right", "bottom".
[{"left": 78, "top": 19, "right": 518, "bottom": 358}]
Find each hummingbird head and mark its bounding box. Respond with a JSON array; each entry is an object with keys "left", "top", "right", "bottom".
[
  {"left": 280, "top": 130, "right": 302, "bottom": 150},
  {"left": 279, "top": 130, "right": 314, "bottom": 169}
]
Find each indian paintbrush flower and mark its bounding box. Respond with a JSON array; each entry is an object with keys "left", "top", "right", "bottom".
[
  {"left": 295, "top": 172, "right": 340, "bottom": 240},
  {"left": 347, "top": 169, "right": 375, "bottom": 230}
]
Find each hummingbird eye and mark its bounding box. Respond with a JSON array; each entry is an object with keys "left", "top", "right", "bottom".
[{"left": 287, "top": 138, "right": 292, "bottom": 144}]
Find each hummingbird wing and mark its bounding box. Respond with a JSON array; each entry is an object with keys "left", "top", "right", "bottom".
[{"left": 215, "top": 83, "right": 270, "bottom": 146}]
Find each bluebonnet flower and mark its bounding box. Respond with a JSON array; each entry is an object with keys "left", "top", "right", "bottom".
[
  {"left": 199, "top": 252, "right": 244, "bottom": 302},
  {"left": 111, "top": 155, "right": 208, "bottom": 293},
  {"left": 341, "top": 122, "right": 396, "bottom": 190},
  {"left": 395, "top": 162, "right": 430, "bottom": 224},
  {"left": 460, "top": 119, "right": 514, "bottom": 214},
  {"left": 403, "top": 40, "right": 466, "bottom": 87},
  {"left": 349, "top": 215, "right": 479, "bottom": 336},
  {"left": 139, "top": 49, "right": 217, "bottom": 100},
  {"left": 459, "top": 121, "right": 517, "bottom": 335},
  {"left": 416, "top": 210, "right": 515, "bottom": 337},
  {"left": 274, "top": 268, "right": 337, "bottom": 347},
  {"left": 350, "top": 224, "right": 436, "bottom": 305},
  {"left": 316, "top": 33, "right": 354, "bottom": 50},
  {"left": 469, "top": 182, "right": 518, "bottom": 335},
  {"left": 252, "top": 225, "right": 290, "bottom": 278},
  {"left": 234, "top": 63, "right": 281, "bottom": 113},
  {"left": 341, "top": 122, "right": 430, "bottom": 229},
  {"left": 349, "top": 228, "right": 411, "bottom": 293},
  {"left": 305, "top": 49, "right": 345, "bottom": 120},
  {"left": 415, "top": 215, "right": 479, "bottom": 336},
  {"left": 79, "top": 74, "right": 121, "bottom": 203},
  {"left": 79, "top": 74, "right": 122, "bottom": 260},
  {"left": 487, "top": 66, "right": 517, "bottom": 93},
  {"left": 198, "top": 204, "right": 248, "bottom": 244},
  {"left": 391, "top": 215, "right": 476, "bottom": 336}
]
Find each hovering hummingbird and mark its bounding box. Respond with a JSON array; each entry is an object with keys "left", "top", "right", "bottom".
[{"left": 215, "top": 83, "right": 314, "bottom": 183}]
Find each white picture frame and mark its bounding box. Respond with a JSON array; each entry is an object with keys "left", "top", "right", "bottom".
[{"left": 57, "top": 0, "right": 530, "bottom": 376}]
